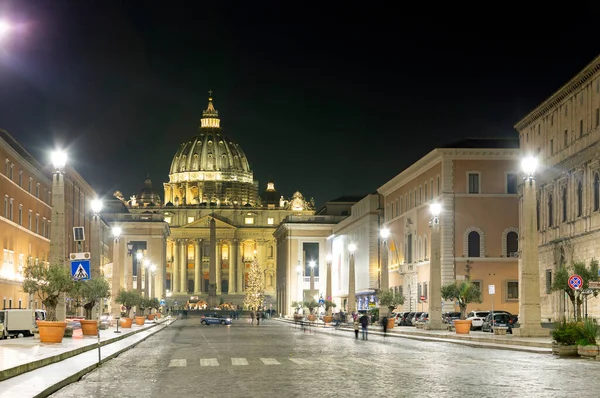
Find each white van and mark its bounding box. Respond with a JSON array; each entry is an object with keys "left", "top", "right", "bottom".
[{"left": 0, "top": 309, "right": 46, "bottom": 338}]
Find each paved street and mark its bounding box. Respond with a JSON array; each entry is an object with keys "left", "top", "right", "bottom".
[{"left": 50, "top": 318, "right": 600, "bottom": 398}]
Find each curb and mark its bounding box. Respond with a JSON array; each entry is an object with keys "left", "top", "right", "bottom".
[
  {"left": 0, "top": 318, "right": 172, "bottom": 383},
  {"left": 33, "top": 318, "right": 177, "bottom": 398},
  {"left": 277, "top": 318, "right": 552, "bottom": 354}
]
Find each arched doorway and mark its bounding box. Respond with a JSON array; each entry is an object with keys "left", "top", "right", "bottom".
[{"left": 188, "top": 279, "right": 194, "bottom": 293}]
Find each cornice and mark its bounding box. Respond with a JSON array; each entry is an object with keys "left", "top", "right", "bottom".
[
  {"left": 378, "top": 149, "right": 441, "bottom": 195},
  {"left": 515, "top": 55, "right": 600, "bottom": 131}
]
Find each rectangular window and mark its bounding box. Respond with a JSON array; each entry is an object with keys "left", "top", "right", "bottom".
[
  {"left": 423, "top": 281, "right": 428, "bottom": 300},
  {"left": 28, "top": 210, "right": 32, "bottom": 230},
  {"left": 18, "top": 170, "right": 22, "bottom": 187},
  {"left": 471, "top": 280, "right": 483, "bottom": 295},
  {"left": 468, "top": 173, "right": 480, "bottom": 194},
  {"left": 18, "top": 205, "right": 22, "bottom": 225},
  {"left": 35, "top": 214, "right": 39, "bottom": 234},
  {"left": 302, "top": 242, "right": 319, "bottom": 277},
  {"left": 406, "top": 234, "right": 412, "bottom": 263},
  {"left": 596, "top": 108, "right": 599, "bottom": 128},
  {"left": 267, "top": 217, "right": 274, "bottom": 225},
  {"left": 9, "top": 164, "right": 13, "bottom": 180},
  {"left": 244, "top": 217, "right": 254, "bottom": 225},
  {"left": 42, "top": 218, "right": 46, "bottom": 237},
  {"left": 4, "top": 159, "right": 8, "bottom": 175},
  {"left": 506, "top": 173, "right": 517, "bottom": 194},
  {"left": 417, "top": 284, "right": 422, "bottom": 300},
  {"left": 506, "top": 281, "right": 519, "bottom": 300},
  {"left": 545, "top": 270, "right": 552, "bottom": 294},
  {"left": 9, "top": 198, "right": 13, "bottom": 221},
  {"left": 580, "top": 119, "right": 584, "bottom": 137},
  {"left": 28, "top": 178, "right": 32, "bottom": 193},
  {"left": 3, "top": 195, "right": 7, "bottom": 218},
  {"left": 564, "top": 130, "right": 568, "bottom": 147},
  {"left": 550, "top": 139, "right": 554, "bottom": 155},
  {"left": 36, "top": 184, "right": 40, "bottom": 198},
  {"left": 187, "top": 217, "right": 194, "bottom": 224}
]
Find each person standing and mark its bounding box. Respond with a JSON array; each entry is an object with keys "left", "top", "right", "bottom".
[
  {"left": 250, "top": 309, "right": 255, "bottom": 325},
  {"left": 256, "top": 310, "right": 261, "bottom": 325},
  {"left": 359, "top": 313, "right": 369, "bottom": 340},
  {"left": 354, "top": 318, "right": 359, "bottom": 339},
  {"left": 381, "top": 316, "right": 388, "bottom": 337}
]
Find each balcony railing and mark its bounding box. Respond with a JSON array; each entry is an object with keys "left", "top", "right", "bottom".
[{"left": 303, "top": 276, "right": 320, "bottom": 283}]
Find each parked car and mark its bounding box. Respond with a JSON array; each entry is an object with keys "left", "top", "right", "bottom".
[
  {"left": 442, "top": 312, "right": 461, "bottom": 324},
  {"left": 466, "top": 311, "right": 490, "bottom": 330},
  {"left": 201, "top": 314, "right": 232, "bottom": 326},
  {"left": 481, "top": 313, "right": 513, "bottom": 333}
]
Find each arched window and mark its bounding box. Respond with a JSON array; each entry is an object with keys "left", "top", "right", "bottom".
[
  {"left": 506, "top": 232, "right": 518, "bottom": 257},
  {"left": 536, "top": 200, "right": 540, "bottom": 231},
  {"left": 468, "top": 231, "right": 480, "bottom": 257},
  {"left": 562, "top": 187, "right": 567, "bottom": 222},
  {"left": 424, "top": 236, "right": 428, "bottom": 260},
  {"left": 548, "top": 194, "right": 553, "bottom": 227},
  {"left": 577, "top": 181, "right": 583, "bottom": 217},
  {"left": 594, "top": 173, "right": 600, "bottom": 212}
]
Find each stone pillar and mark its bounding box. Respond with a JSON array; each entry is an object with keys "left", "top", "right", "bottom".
[
  {"left": 208, "top": 218, "right": 217, "bottom": 307},
  {"left": 514, "top": 175, "right": 548, "bottom": 337},
  {"left": 326, "top": 258, "right": 332, "bottom": 316},
  {"left": 173, "top": 240, "right": 180, "bottom": 293},
  {"left": 180, "top": 241, "right": 187, "bottom": 293},
  {"left": 229, "top": 239, "right": 237, "bottom": 294},
  {"left": 216, "top": 242, "right": 222, "bottom": 294},
  {"left": 428, "top": 214, "right": 443, "bottom": 330},
  {"left": 237, "top": 241, "right": 244, "bottom": 292},
  {"left": 194, "top": 239, "right": 202, "bottom": 293},
  {"left": 90, "top": 215, "right": 102, "bottom": 280},
  {"left": 348, "top": 252, "right": 356, "bottom": 314},
  {"left": 156, "top": 235, "right": 166, "bottom": 299},
  {"left": 380, "top": 239, "right": 389, "bottom": 317},
  {"left": 49, "top": 172, "right": 67, "bottom": 321}
]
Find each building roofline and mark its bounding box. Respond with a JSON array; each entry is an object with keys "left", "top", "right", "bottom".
[{"left": 514, "top": 54, "right": 600, "bottom": 131}]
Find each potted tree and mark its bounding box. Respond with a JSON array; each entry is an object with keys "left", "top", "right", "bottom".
[
  {"left": 147, "top": 298, "right": 160, "bottom": 320},
  {"left": 291, "top": 301, "right": 303, "bottom": 322},
  {"left": 441, "top": 280, "right": 482, "bottom": 334},
  {"left": 115, "top": 290, "right": 140, "bottom": 328},
  {"left": 22, "top": 262, "right": 75, "bottom": 343},
  {"left": 323, "top": 300, "right": 336, "bottom": 323},
  {"left": 377, "top": 289, "right": 404, "bottom": 329},
  {"left": 136, "top": 297, "right": 148, "bottom": 325},
  {"left": 73, "top": 276, "right": 111, "bottom": 336},
  {"left": 304, "top": 299, "right": 318, "bottom": 322}
]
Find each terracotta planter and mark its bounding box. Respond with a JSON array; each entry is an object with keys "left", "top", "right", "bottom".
[
  {"left": 323, "top": 315, "right": 333, "bottom": 323},
  {"left": 453, "top": 319, "right": 472, "bottom": 334},
  {"left": 79, "top": 320, "right": 98, "bottom": 336},
  {"left": 387, "top": 318, "right": 395, "bottom": 329},
  {"left": 147, "top": 314, "right": 156, "bottom": 321},
  {"left": 37, "top": 321, "right": 67, "bottom": 343},
  {"left": 121, "top": 317, "right": 133, "bottom": 328},
  {"left": 307, "top": 314, "right": 316, "bottom": 322},
  {"left": 155, "top": 313, "right": 161, "bottom": 318},
  {"left": 555, "top": 344, "right": 578, "bottom": 357},
  {"left": 135, "top": 316, "right": 146, "bottom": 326},
  {"left": 578, "top": 345, "right": 599, "bottom": 358}
]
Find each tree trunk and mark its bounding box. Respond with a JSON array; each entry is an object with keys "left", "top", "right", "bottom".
[{"left": 43, "top": 295, "right": 59, "bottom": 321}]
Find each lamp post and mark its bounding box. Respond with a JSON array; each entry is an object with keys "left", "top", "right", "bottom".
[
  {"left": 428, "top": 202, "right": 443, "bottom": 330},
  {"left": 111, "top": 226, "right": 122, "bottom": 318},
  {"left": 49, "top": 150, "right": 68, "bottom": 321},
  {"left": 514, "top": 156, "right": 547, "bottom": 337},
  {"left": 379, "top": 228, "right": 390, "bottom": 318},
  {"left": 348, "top": 243, "right": 356, "bottom": 315},
  {"left": 90, "top": 199, "right": 103, "bottom": 320},
  {"left": 296, "top": 264, "right": 302, "bottom": 303},
  {"left": 309, "top": 260, "right": 316, "bottom": 300},
  {"left": 136, "top": 252, "right": 143, "bottom": 291},
  {"left": 326, "top": 254, "right": 333, "bottom": 316}
]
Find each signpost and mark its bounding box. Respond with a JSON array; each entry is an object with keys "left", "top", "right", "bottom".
[
  {"left": 568, "top": 274, "right": 583, "bottom": 321},
  {"left": 71, "top": 259, "right": 91, "bottom": 280},
  {"left": 488, "top": 285, "right": 495, "bottom": 320}
]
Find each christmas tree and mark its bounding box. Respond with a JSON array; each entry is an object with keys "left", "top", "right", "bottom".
[{"left": 243, "top": 256, "right": 265, "bottom": 310}]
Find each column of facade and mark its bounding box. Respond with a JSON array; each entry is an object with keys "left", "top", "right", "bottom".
[
  {"left": 237, "top": 241, "right": 244, "bottom": 292},
  {"left": 229, "top": 239, "right": 237, "bottom": 294},
  {"left": 180, "top": 241, "right": 187, "bottom": 293},
  {"left": 216, "top": 242, "right": 222, "bottom": 294},
  {"left": 173, "top": 240, "right": 180, "bottom": 293},
  {"left": 156, "top": 236, "right": 166, "bottom": 300},
  {"left": 194, "top": 239, "right": 202, "bottom": 293}
]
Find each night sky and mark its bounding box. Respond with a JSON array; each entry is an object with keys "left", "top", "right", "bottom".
[{"left": 0, "top": 1, "right": 598, "bottom": 208}]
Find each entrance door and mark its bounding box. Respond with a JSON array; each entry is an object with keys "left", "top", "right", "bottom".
[
  {"left": 188, "top": 279, "right": 194, "bottom": 293},
  {"left": 221, "top": 279, "right": 229, "bottom": 294}
]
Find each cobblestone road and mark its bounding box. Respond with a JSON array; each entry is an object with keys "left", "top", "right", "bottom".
[{"left": 50, "top": 318, "right": 600, "bottom": 398}]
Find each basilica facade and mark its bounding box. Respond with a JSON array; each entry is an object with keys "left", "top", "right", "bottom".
[{"left": 124, "top": 94, "right": 315, "bottom": 307}]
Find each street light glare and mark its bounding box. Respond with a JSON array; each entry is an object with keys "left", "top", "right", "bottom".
[
  {"left": 0, "top": 21, "right": 10, "bottom": 37},
  {"left": 430, "top": 203, "right": 442, "bottom": 217},
  {"left": 348, "top": 243, "right": 356, "bottom": 253},
  {"left": 309, "top": 260, "right": 316, "bottom": 268},
  {"left": 326, "top": 253, "right": 333, "bottom": 262},
  {"left": 380, "top": 227, "right": 390, "bottom": 239},
  {"left": 91, "top": 199, "right": 103, "bottom": 214},
  {"left": 111, "top": 226, "right": 122, "bottom": 237},
  {"left": 522, "top": 156, "right": 538, "bottom": 176},
  {"left": 51, "top": 150, "right": 67, "bottom": 170}
]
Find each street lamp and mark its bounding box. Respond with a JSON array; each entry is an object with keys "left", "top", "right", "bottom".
[
  {"left": 296, "top": 263, "right": 303, "bottom": 302},
  {"left": 90, "top": 199, "right": 103, "bottom": 284},
  {"left": 514, "top": 155, "right": 546, "bottom": 336},
  {"left": 49, "top": 149, "right": 68, "bottom": 321},
  {"left": 428, "top": 202, "right": 443, "bottom": 329},
  {"left": 379, "top": 227, "right": 391, "bottom": 317},
  {"left": 111, "top": 226, "right": 122, "bottom": 318},
  {"left": 325, "top": 254, "right": 333, "bottom": 316},
  {"left": 348, "top": 243, "right": 356, "bottom": 314}
]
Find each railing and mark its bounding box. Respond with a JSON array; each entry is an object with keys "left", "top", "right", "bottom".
[{"left": 303, "top": 276, "right": 320, "bottom": 283}]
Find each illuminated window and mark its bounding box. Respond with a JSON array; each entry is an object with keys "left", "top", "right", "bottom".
[
  {"left": 267, "top": 217, "right": 274, "bottom": 225},
  {"left": 244, "top": 217, "right": 254, "bottom": 225},
  {"left": 164, "top": 216, "right": 172, "bottom": 224},
  {"left": 187, "top": 217, "right": 195, "bottom": 224}
]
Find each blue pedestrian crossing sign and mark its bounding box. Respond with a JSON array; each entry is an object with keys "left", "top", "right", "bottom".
[
  {"left": 160, "top": 299, "right": 166, "bottom": 306},
  {"left": 71, "top": 259, "right": 91, "bottom": 280}
]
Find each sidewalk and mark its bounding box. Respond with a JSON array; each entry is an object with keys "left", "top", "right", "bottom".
[
  {"left": 279, "top": 318, "right": 553, "bottom": 354},
  {"left": 0, "top": 316, "right": 176, "bottom": 397}
]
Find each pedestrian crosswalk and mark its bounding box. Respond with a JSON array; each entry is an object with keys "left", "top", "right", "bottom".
[{"left": 156, "top": 356, "right": 353, "bottom": 368}]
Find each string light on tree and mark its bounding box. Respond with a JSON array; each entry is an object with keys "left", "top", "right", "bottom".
[{"left": 243, "top": 254, "right": 265, "bottom": 310}]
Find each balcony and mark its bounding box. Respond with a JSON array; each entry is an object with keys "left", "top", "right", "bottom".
[{"left": 303, "top": 276, "right": 320, "bottom": 283}]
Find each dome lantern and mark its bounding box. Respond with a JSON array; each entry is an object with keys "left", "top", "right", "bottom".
[{"left": 201, "top": 90, "right": 220, "bottom": 128}]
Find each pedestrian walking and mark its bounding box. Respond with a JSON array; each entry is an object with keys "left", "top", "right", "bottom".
[
  {"left": 250, "top": 309, "right": 255, "bottom": 324},
  {"left": 354, "top": 318, "right": 359, "bottom": 339},
  {"left": 256, "top": 310, "right": 261, "bottom": 325},
  {"left": 359, "top": 313, "right": 369, "bottom": 340},
  {"left": 381, "top": 316, "right": 388, "bottom": 337}
]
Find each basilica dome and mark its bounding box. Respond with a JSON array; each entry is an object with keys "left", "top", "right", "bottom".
[{"left": 164, "top": 93, "right": 258, "bottom": 206}]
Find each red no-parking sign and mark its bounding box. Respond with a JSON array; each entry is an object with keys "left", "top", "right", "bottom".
[{"left": 568, "top": 274, "right": 583, "bottom": 290}]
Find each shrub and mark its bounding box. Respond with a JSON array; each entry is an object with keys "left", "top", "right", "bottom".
[{"left": 551, "top": 319, "right": 579, "bottom": 346}]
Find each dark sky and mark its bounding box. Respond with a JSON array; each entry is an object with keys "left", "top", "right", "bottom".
[{"left": 0, "top": 1, "right": 598, "bottom": 208}]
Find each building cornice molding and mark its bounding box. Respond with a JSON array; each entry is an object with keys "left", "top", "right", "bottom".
[
  {"left": 378, "top": 149, "right": 441, "bottom": 195},
  {"left": 515, "top": 55, "right": 600, "bottom": 131}
]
